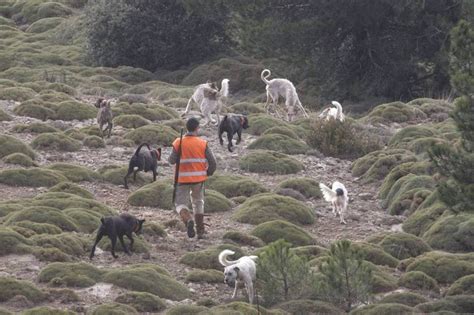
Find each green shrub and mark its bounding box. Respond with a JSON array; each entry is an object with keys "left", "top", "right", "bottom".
[
  {"left": 118, "top": 93, "right": 149, "bottom": 104},
  {"left": 239, "top": 150, "right": 303, "bottom": 174},
  {"left": 26, "top": 16, "right": 65, "bottom": 33},
  {"left": 13, "top": 221, "right": 62, "bottom": 235},
  {"left": 0, "top": 108, "right": 11, "bottom": 121},
  {"left": 0, "top": 134, "right": 35, "bottom": 159},
  {"left": 89, "top": 303, "right": 138, "bottom": 315},
  {"left": 31, "top": 132, "right": 81, "bottom": 151},
  {"left": 127, "top": 180, "right": 173, "bottom": 208},
  {"left": 422, "top": 213, "right": 474, "bottom": 252},
  {"left": 248, "top": 134, "right": 309, "bottom": 155},
  {"left": 415, "top": 295, "right": 474, "bottom": 314},
  {"left": 0, "top": 276, "right": 46, "bottom": 303},
  {"left": 307, "top": 118, "right": 382, "bottom": 159},
  {"left": 230, "top": 102, "right": 265, "bottom": 114},
  {"left": 277, "top": 299, "right": 344, "bottom": 315},
  {"left": 12, "top": 122, "right": 60, "bottom": 134},
  {"left": 378, "top": 161, "right": 432, "bottom": 199},
  {"left": 406, "top": 251, "right": 474, "bottom": 284},
  {"left": 291, "top": 245, "right": 328, "bottom": 261},
  {"left": 47, "top": 163, "right": 101, "bottom": 182},
  {"left": 32, "top": 233, "right": 87, "bottom": 258},
  {"left": 0, "top": 227, "right": 32, "bottom": 256},
  {"left": 209, "top": 301, "right": 285, "bottom": 314},
  {"left": 206, "top": 174, "right": 267, "bottom": 198},
  {"left": 142, "top": 222, "right": 167, "bottom": 238},
  {"left": 38, "top": 262, "right": 103, "bottom": 288},
  {"left": 351, "top": 242, "right": 399, "bottom": 267},
  {"left": 179, "top": 244, "right": 244, "bottom": 270},
  {"left": 402, "top": 198, "right": 448, "bottom": 236},
  {"left": 378, "top": 291, "right": 428, "bottom": 307},
  {"left": 79, "top": 126, "right": 101, "bottom": 137},
  {"left": 3, "top": 152, "right": 36, "bottom": 167},
  {"left": 350, "top": 303, "right": 415, "bottom": 315},
  {"left": 48, "top": 182, "right": 94, "bottom": 199},
  {"left": 161, "top": 118, "right": 185, "bottom": 132},
  {"left": 251, "top": 220, "right": 314, "bottom": 246},
  {"left": 113, "top": 114, "right": 150, "bottom": 129},
  {"left": 247, "top": 114, "right": 286, "bottom": 135},
  {"left": 5, "top": 206, "right": 78, "bottom": 231},
  {"left": 262, "top": 125, "right": 300, "bottom": 139},
  {"left": 32, "top": 192, "right": 114, "bottom": 216},
  {"left": 64, "top": 129, "right": 87, "bottom": 141},
  {"left": 233, "top": 193, "right": 314, "bottom": 225},
  {"left": 124, "top": 124, "right": 178, "bottom": 146},
  {"left": 165, "top": 305, "right": 208, "bottom": 315},
  {"left": 97, "top": 234, "right": 149, "bottom": 255},
  {"left": 382, "top": 174, "right": 435, "bottom": 212},
  {"left": 373, "top": 232, "right": 431, "bottom": 260},
  {"left": 33, "top": 247, "right": 72, "bottom": 262},
  {"left": 370, "top": 265, "right": 398, "bottom": 294},
  {"left": 446, "top": 274, "right": 474, "bottom": 296},
  {"left": 223, "top": 231, "right": 265, "bottom": 247},
  {"left": 0, "top": 86, "right": 36, "bottom": 101},
  {"left": 363, "top": 101, "right": 427, "bottom": 125},
  {"left": 83, "top": 135, "right": 105, "bottom": 148},
  {"left": 398, "top": 271, "right": 439, "bottom": 292},
  {"left": 22, "top": 306, "right": 76, "bottom": 315},
  {"left": 162, "top": 97, "right": 187, "bottom": 108},
  {"left": 185, "top": 269, "right": 222, "bottom": 283},
  {"left": 204, "top": 190, "right": 233, "bottom": 213},
  {"left": 99, "top": 165, "right": 146, "bottom": 186},
  {"left": 55, "top": 101, "right": 96, "bottom": 121},
  {"left": 277, "top": 178, "right": 321, "bottom": 199},
  {"left": 115, "top": 292, "right": 166, "bottom": 313},
  {"left": 114, "top": 103, "right": 178, "bottom": 121},
  {"left": 63, "top": 208, "right": 101, "bottom": 233},
  {"left": 103, "top": 265, "right": 190, "bottom": 300},
  {"left": 13, "top": 102, "right": 56, "bottom": 120},
  {"left": 0, "top": 168, "right": 68, "bottom": 187}
]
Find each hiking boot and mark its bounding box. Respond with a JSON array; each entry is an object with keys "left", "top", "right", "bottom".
[
  {"left": 179, "top": 208, "right": 195, "bottom": 238},
  {"left": 195, "top": 213, "right": 206, "bottom": 239}
]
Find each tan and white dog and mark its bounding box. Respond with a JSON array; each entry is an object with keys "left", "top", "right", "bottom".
[
  {"left": 318, "top": 101, "right": 345, "bottom": 122},
  {"left": 219, "top": 249, "right": 258, "bottom": 304},
  {"left": 319, "top": 181, "right": 349, "bottom": 224}
]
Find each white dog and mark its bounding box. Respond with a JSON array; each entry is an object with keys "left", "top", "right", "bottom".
[
  {"left": 183, "top": 79, "right": 229, "bottom": 126},
  {"left": 319, "top": 101, "right": 345, "bottom": 122},
  {"left": 219, "top": 249, "right": 258, "bottom": 304},
  {"left": 319, "top": 181, "right": 349, "bottom": 224},
  {"left": 261, "top": 69, "right": 308, "bottom": 121}
]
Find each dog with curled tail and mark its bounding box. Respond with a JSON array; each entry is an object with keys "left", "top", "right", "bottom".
[
  {"left": 219, "top": 249, "right": 258, "bottom": 304},
  {"left": 319, "top": 181, "right": 349, "bottom": 224}
]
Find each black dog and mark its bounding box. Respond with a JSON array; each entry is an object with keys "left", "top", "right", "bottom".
[
  {"left": 124, "top": 143, "right": 161, "bottom": 189},
  {"left": 218, "top": 114, "right": 249, "bottom": 152},
  {"left": 90, "top": 213, "right": 145, "bottom": 259}
]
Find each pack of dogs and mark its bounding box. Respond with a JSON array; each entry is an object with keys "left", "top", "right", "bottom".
[{"left": 87, "top": 69, "right": 351, "bottom": 304}]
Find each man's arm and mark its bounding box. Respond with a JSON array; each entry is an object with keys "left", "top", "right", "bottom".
[
  {"left": 168, "top": 147, "right": 177, "bottom": 165},
  {"left": 206, "top": 144, "right": 217, "bottom": 176}
]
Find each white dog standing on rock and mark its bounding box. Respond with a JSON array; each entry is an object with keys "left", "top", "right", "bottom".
[
  {"left": 319, "top": 181, "right": 349, "bottom": 224},
  {"left": 219, "top": 249, "right": 258, "bottom": 304}
]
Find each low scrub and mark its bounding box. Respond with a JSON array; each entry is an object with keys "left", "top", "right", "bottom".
[
  {"left": 38, "top": 262, "right": 104, "bottom": 288},
  {"left": 233, "top": 193, "right": 314, "bottom": 225},
  {"left": 0, "top": 108, "right": 11, "bottom": 121},
  {"left": 13, "top": 102, "right": 56, "bottom": 120},
  {"left": 83, "top": 135, "right": 105, "bottom": 148},
  {"left": 350, "top": 303, "right": 415, "bottom": 315},
  {"left": 398, "top": 271, "right": 440, "bottom": 293},
  {"left": 0, "top": 277, "right": 46, "bottom": 303},
  {"left": 124, "top": 124, "right": 178, "bottom": 146},
  {"left": 402, "top": 192, "right": 448, "bottom": 236},
  {"left": 352, "top": 242, "right": 399, "bottom": 268},
  {"left": 113, "top": 114, "right": 150, "bottom": 129},
  {"left": 362, "top": 101, "right": 427, "bottom": 125},
  {"left": 114, "top": 102, "right": 178, "bottom": 121},
  {"left": 0, "top": 86, "right": 36, "bottom": 101},
  {"left": 2, "top": 152, "right": 36, "bottom": 167},
  {"left": 99, "top": 165, "right": 146, "bottom": 187},
  {"left": 277, "top": 177, "right": 321, "bottom": 199},
  {"left": 373, "top": 232, "right": 431, "bottom": 260},
  {"left": 0, "top": 168, "right": 67, "bottom": 187},
  {"left": 115, "top": 291, "right": 166, "bottom": 313},
  {"left": 377, "top": 291, "right": 428, "bottom": 307},
  {"left": 32, "top": 233, "right": 88, "bottom": 257},
  {"left": 47, "top": 163, "right": 101, "bottom": 182},
  {"left": 54, "top": 100, "right": 96, "bottom": 121},
  {"left": 206, "top": 173, "right": 267, "bottom": 198},
  {"left": 0, "top": 134, "right": 35, "bottom": 159},
  {"left": 223, "top": 231, "right": 265, "bottom": 247},
  {"left": 415, "top": 295, "right": 474, "bottom": 314},
  {"left": 422, "top": 213, "right": 474, "bottom": 252},
  {"left": 127, "top": 180, "right": 173, "bottom": 209},
  {"left": 251, "top": 220, "right": 314, "bottom": 246},
  {"left": 229, "top": 102, "right": 265, "bottom": 114},
  {"left": 12, "top": 122, "right": 59, "bottom": 134},
  {"left": 179, "top": 244, "right": 244, "bottom": 270},
  {"left": 239, "top": 150, "right": 303, "bottom": 174},
  {"left": 185, "top": 269, "right": 222, "bottom": 283},
  {"left": 447, "top": 275, "right": 474, "bottom": 296},
  {"left": 48, "top": 182, "right": 94, "bottom": 199},
  {"left": 262, "top": 125, "right": 300, "bottom": 139},
  {"left": 165, "top": 305, "right": 208, "bottom": 315},
  {"left": 0, "top": 227, "right": 32, "bottom": 256},
  {"left": 90, "top": 303, "right": 138, "bottom": 315},
  {"left": 247, "top": 114, "right": 288, "bottom": 135},
  {"left": 204, "top": 189, "right": 233, "bottom": 213},
  {"left": 22, "top": 307, "right": 76, "bottom": 315},
  {"left": 378, "top": 161, "right": 432, "bottom": 199},
  {"left": 277, "top": 299, "right": 344, "bottom": 315},
  {"left": 247, "top": 134, "right": 309, "bottom": 155},
  {"left": 31, "top": 132, "right": 81, "bottom": 151}
]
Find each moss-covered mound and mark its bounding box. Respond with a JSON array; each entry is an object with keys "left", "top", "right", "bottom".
[
  {"left": 114, "top": 102, "right": 179, "bottom": 121},
  {"left": 97, "top": 234, "right": 149, "bottom": 255},
  {"left": 124, "top": 124, "right": 178, "bottom": 146},
  {"left": 99, "top": 165, "right": 146, "bottom": 186},
  {"left": 48, "top": 182, "right": 94, "bottom": 199},
  {"left": 89, "top": 303, "right": 138, "bottom": 315},
  {"left": 115, "top": 292, "right": 166, "bottom": 313},
  {"left": 142, "top": 222, "right": 167, "bottom": 238},
  {"left": 406, "top": 251, "right": 474, "bottom": 284},
  {"left": 422, "top": 213, "right": 474, "bottom": 252},
  {"left": 206, "top": 174, "right": 267, "bottom": 198},
  {"left": 223, "top": 231, "right": 265, "bottom": 248},
  {"left": 54, "top": 100, "right": 96, "bottom": 121},
  {"left": 13, "top": 101, "right": 56, "bottom": 120},
  {"left": 415, "top": 295, "right": 474, "bottom": 314},
  {"left": 369, "top": 232, "right": 431, "bottom": 260},
  {"left": 165, "top": 305, "right": 208, "bottom": 315},
  {"left": 46, "top": 163, "right": 101, "bottom": 182},
  {"left": 398, "top": 271, "right": 440, "bottom": 293},
  {"left": 12, "top": 122, "right": 60, "bottom": 134},
  {"left": 0, "top": 86, "right": 36, "bottom": 101},
  {"left": 204, "top": 190, "right": 233, "bottom": 213},
  {"left": 4, "top": 206, "right": 78, "bottom": 231},
  {"left": 38, "top": 262, "right": 104, "bottom": 288},
  {"left": 0, "top": 134, "right": 36, "bottom": 159},
  {"left": 0, "top": 227, "right": 32, "bottom": 256},
  {"left": 127, "top": 180, "right": 173, "bottom": 208},
  {"left": 0, "top": 108, "right": 11, "bottom": 121},
  {"left": 185, "top": 269, "right": 223, "bottom": 283},
  {"left": 0, "top": 168, "right": 68, "bottom": 187},
  {"left": 179, "top": 244, "right": 244, "bottom": 270},
  {"left": 229, "top": 102, "right": 265, "bottom": 114},
  {"left": 351, "top": 149, "right": 417, "bottom": 184},
  {"left": 262, "top": 125, "right": 300, "bottom": 139},
  {"left": 31, "top": 192, "right": 114, "bottom": 216},
  {"left": 277, "top": 178, "right": 321, "bottom": 199},
  {"left": 247, "top": 134, "right": 309, "bottom": 155},
  {"left": 31, "top": 132, "right": 81, "bottom": 151},
  {"left": 402, "top": 192, "right": 448, "bottom": 236},
  {"left": 251, "top": 220, "right": 314, "bottom": 246},
  {"left": 103, "top": 265, "right": 190, "bottom": 300},
  {"left": 350, "top": 303, "right": 415, "bottom": 315},
  {"left": 32, "top": 233, "right": 88, "bottom": 258},
  {"left": 209, "top": 301, "right": 285, "bottom": 314},
  {"left": 113, "top": 114, "right": 150, "bottom": 129},
  {"left": 352, "top": 242, "right": 399, "bottom": 267},
  {"left": 83, "top": 135, "right": 105, "bottom": 148},
  {"left": 63, "top": 208, "right": 101, "bottom": 233},
  {"left": 378, "top": 291, "right": 428, "bottom": 307},
  {"left": 13, "top": 221, "right": 62, "bottom": 235},
  {"left": 277, "top": 299, "right": 344, "bottom": 315},
  {"left": 446, "top": 274, "right": 474, "bottom": 296},
  {"left": 378, "top": 161, "right": 432, "bottom": 199},
  {"left": 233, "top": 193, "right": 314, "bottom": 225},
  {"left": 247, "top": 114, "right": 287, "bottom": 135},
  {"left": 0, "top": 276, "right": 46, "bottom": 303},
  {"left": 2, "top": 152, "right": 36, "bottom": 167},
  {"left": 362, "top": 101, "right": 426, "bottom": 125},
  {"left": 22, "top": 306, "right": 76, "bottom": 315},
  {"left": 239, "top": 150, "right": 303, "bottom": 174}
]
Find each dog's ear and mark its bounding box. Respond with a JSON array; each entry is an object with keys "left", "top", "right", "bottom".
[
  {"left": 139, "top": 219, "right": 146, "bottom": 223},
  {"left": 233, "top": 266, "right": 240, "bottom": 273},
  {"left": 100, "top": 217, "right": 105, "bottom": 224},
  {"left": 156, "top": 148, "right": 162, "bottom": 161}
]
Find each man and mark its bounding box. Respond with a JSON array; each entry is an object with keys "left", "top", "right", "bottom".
[{"left": 169, "top": 117, "right": 217, "bottom": 239}]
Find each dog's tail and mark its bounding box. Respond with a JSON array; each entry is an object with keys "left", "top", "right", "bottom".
[
  {"left": 249, "top": 255, "right": 258, "bottom": 261},
  {"left": 134, "top": 143, "right": 151, "bottom": 156},
  {"left": 319, "top": 183, "right": 337, "bottom": 202},
  {"left": 261, "top": 69, "right": 271, "bottom": 85},
  {"left": 219, "top": 249, "right": 240, "bottom": 267}
]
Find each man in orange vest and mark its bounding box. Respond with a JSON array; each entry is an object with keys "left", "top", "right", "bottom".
[{"left": 169, "top": 117, "right": 217, "bottom": 239}]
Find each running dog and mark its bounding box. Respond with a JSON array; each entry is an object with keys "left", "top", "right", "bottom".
[
  {"left": 124, "top": 143, "right": 161, "bottom": 189},
  {"left": 95, "top": 98, "right": 113, "bottom": 138},
  {"left": 319, "top": 181, "right": 349, "bottom": 224}
]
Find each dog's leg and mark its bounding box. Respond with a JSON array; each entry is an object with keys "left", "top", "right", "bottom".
[
  {"left": 227, "top": 132, "right": 234, "bottom": 152},
  {"left": 218, "top": 128, "right": 224, "bottom": 146},
  {"left": 236, "top": 129, "right": 242, "bottom": 145},
  {"left": 182, "top": 96, "right": 193, "bottom": 116},
  {"left": 247, "top": 280, "right": 254, "bottom": 304},
  {"left": 124, "top": 168, "right": 133, "bottom": 189},
  {"left": 89, "top": 230, "right": 104, "bottom": 259},
  {"left": 110, "top": 234, "right": 118, "bottom": 258},
  {"left": 107, "top": 121, "right": 113, "bottom": 138},
  {"left": 133, "top": 170, "right": 138, "bottom": 181},
  {"left": 340, "top": 203, "right": 347, "bottom": 224},
  {"left": 118, "top": 235, "right": 131, "bottom": 256},
  {"left": 126, "top": 233, "right": 134, "bottom": 251},
  {"left": 232, "top": 280, "right": 239, "bottom": 299},
  {"left": 332, "top": 201, "right": 337, "bottom": 217},
  {"left": 152, "top": 168, "right": 157, "bottom": 183}
]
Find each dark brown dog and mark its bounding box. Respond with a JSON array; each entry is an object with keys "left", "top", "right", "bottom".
[
  {"left": 124, "top": 143, "right": 161, "bottom": 189},
  {"left": 218, "top": 114, "right": 249, "bottom": 152},
  {"left": 90, "top": 213, "right": 145, "bottom": 259}
]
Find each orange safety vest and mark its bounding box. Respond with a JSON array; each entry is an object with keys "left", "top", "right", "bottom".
[{"left": 172, "top": 135, "right": 208, "bottom": 184}]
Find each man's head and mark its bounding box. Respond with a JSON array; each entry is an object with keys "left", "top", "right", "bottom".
[{"left": 186, "top": 117, "right": 200, "bottom": 132}]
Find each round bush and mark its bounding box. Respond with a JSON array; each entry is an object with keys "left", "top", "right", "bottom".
[
  {"left": 204, "top": 190, "right": 233, "bottom": 213},
  {"left": 113, "top": 114, "right": 150, "bottom": 129},
  {"left": 38, "top": 262, "right": 103, "bottom": 288},
  {"left": 55, "top": 100, "right": 96, "bottom": 121},
  {"left": 0, "top": 86, "right": 36, "bottom": 101},
  {"left": 115, "top": 291, "right": 166, "bottom": 313},
  {"left": 277, "top": 177, "right": 321, "bottom": 199},
  {"left": 2, "top": 152, "right": 36, "bottom": 167},
  {"left": 0, "top": 108, "right": 11, "bottom": 121},
  {"left": 230, "top": 102, "right": 265, "bottom": 114},
  {"left": 185, "top": 269, "right": 222, "bottom": 283},
  {"left": 12, "top": 122, "right": 59, "bottom": 134},
  {"left": 63, "top": 208, "right": 101, "bottom": 233},
  {"left": 239, "top": 150, "right": 303, "bottom": 174},
  {"left": 363, "top": 101, "right": 426, "bottom": 125},
  {"left": 48, "top": 182, "right": 94, "bottom": 199},
  {"left": 262, "top": 125, "right": 300, "bottom": 139},
  {"left": 0, "top": 227, "right": 32, "bottom": 256},
  {"left": 248, "top": 134, "right": 309, "bottom": 155},
  {"left": 47, "top": 163, "right": 101, "bottom": 182},
  {"left": 375, "top": 232, "right": 431, "bottom": 260},
  {"left": 378, "top": 292, "right": 428, "bottom": 307},
  {"left": 31, "top": 132, "right": 81, "bottom": 151},
  {"left": 206, "top": 174, "right": 267, "bottom": 198},
  {"left": 0, "top": 168, "right": 68, "bottom": 187},
  {"left": 165, "top": 305, "right": 208, "bottom": 315},
  {"left": 26, "top": 17, "right": 65, "bottom": 33},
  {"left": 277, "top": 299, "right": 344, "bottom": 315},
  {"left": 179, "top": 244, "right": 244, "bottom": 270},
  {"left": 251, "top": 220, "right": 314, "bottom": 246},
  {"left": 0, "top": 277, "right": 46, "bottom": 303},
  {"left": 233, "top": 193, "right": 314, "bottom": 225},
  {"left": 0, "top": 134, "right": 35, "bottom": 159},
  {"left": 447, "top": 275, "right": 474, "bottom": 296},
  {"left": 247, "top": 114, "right": 287, "bottom": 135},
  {"left": 352, "top": 242, "right": 399, "bottom": 267},
  {"left": 415, "top": 295, "right": 474, "bottom": 314},
  {"left": 83, "top": 135, "right": 105, "bottom": 148},
  {"left": 422, "top": 213, "right": 474, "bottom": 252},
  {"left": 124, "top": 124, "right": 178, "bottom": 146},
  {"left": 22, "top": 307, "right": 75, "bottom": 315},
  {"left": 90, "top": 303, "right": 138, "bottom": 315},
  {"left": 350, "top": 303, "right": 415, "bottom": 315},
  {"left": 127, "top": 180, "right": 173, "bottom": 209},
  {"left": 99, "top": 165, "right": 146, "bottom": 186},
  {"left": 223, "top": 231, "right": 265, "bottom": 248},
  {"left": 398, "top": 271, "right": 440, "bottom": 292},
  {"left": 4, "top": 206, "right": 79, "bottom": 232},
  {"left": 13, "top": 221, "right": 62, "bottom": 235},
  {"left": 13, "top": 102, "right": 56, "bottom": 120}
]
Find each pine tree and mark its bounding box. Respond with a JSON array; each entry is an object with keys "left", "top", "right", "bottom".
[
  {"left": 429, "top": 20, "right": 474, "bottom": 212},
  {"left": 317, "top": 240, "right": 372, "bottom": 312}
]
